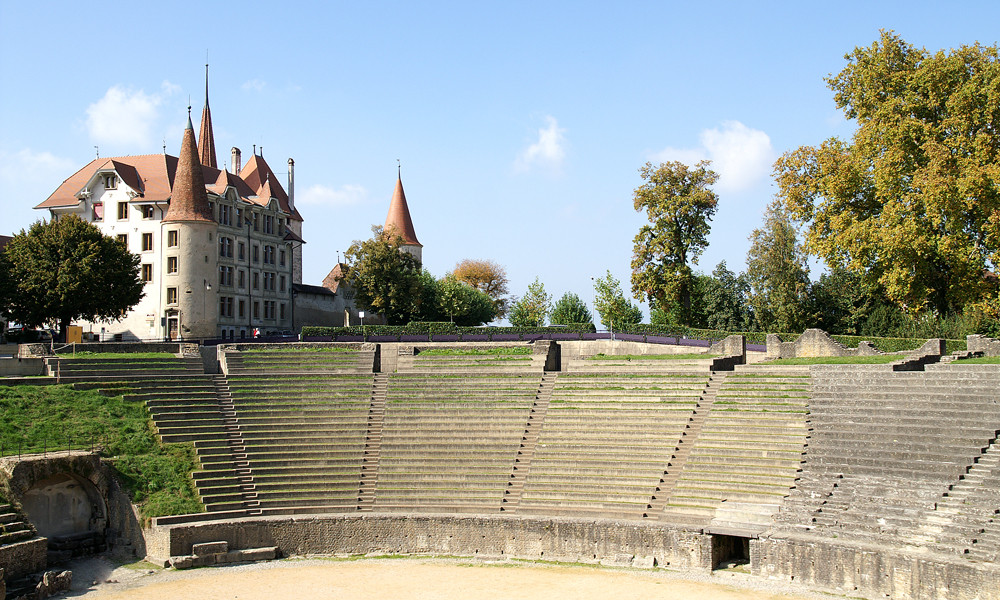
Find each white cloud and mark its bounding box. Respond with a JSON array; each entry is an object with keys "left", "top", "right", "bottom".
[
  {"left": 160, "top": 80, "right": 182, "bottom": 95},
  {"left": 85, "top": 86, "right": 164, "bottom": 147},
  {"left": 515, "top": 116, "right": 566, "bottom": 172},
  {"left": 652, "top": 121, "right": 775, "bottom": 193},
  {"left": 242, "top": 79, "right": 267, "bottom": 92},
  {"left": 299, "top": 183, "right": 368, "bottom": 207}
]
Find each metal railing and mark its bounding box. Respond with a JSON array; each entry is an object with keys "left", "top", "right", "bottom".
[{"left": 0, "top": 433, "right": 107, "bottom": 459}]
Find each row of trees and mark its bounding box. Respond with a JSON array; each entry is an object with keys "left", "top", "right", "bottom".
[
  {"left": 503, "top": 271, "right": 642, "bottom": 329},
  {"left": 628, "top": 31, "right": 1000, "bottom": 338}
]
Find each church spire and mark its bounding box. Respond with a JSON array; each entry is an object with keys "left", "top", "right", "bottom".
[
  {"left": 164, "top": 112, "right": 214, "bottom": 223},
  {"left": 197, "top": 63, "right": 217, "bottom": 169},
  {"left": 384, "top": 170, "right": 421, "bottom": 248}
]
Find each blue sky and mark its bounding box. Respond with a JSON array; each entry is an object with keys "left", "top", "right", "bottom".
[{"left": 3, "top": 1, "right": 999, "bottom": 322}]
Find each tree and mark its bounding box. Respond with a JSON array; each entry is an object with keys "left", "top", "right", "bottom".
[
  {"left": 701, "top": 261, "right": 752, "bottom": 332},
  {"left": 550, "top": 292, "right": 593, "bottom": 325},
  {"left": 0, "top": 215, "right": 144, "bottom": 342},
  {"left": 593, "top": 270, "right": 643, "bottom": 330},
  {"left": 452, "top": 259, "right": 511, "bottom": 318},
  {"left": 774, "top": 30, "right": 1000, "bottom": 316},
  {"left": 745, "top": 202, "right": 810, "bottom": 333},
  {"left": 631, "top": 160, "right": 719, "bottom": 324},
  {"left": 437, "top": 275, "right": 497, "bottom": 326},
  {"left": 341, "top": 226, "right": 423, "bottom": 325},
  {"left": 508, "top": 277, "right": 551, "bottom": 327}
]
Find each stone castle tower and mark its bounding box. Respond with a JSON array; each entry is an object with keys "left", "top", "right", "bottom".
[{"left": 383, "top": 174, "right": 422, "bottom": 263}]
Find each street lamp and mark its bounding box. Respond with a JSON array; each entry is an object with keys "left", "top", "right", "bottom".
[{"left": 358, "top": 311, "right": 365, "bottom": 340}]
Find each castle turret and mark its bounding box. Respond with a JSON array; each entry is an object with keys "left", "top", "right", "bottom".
[
  {"left": 198, "top": 64, "right": 217, "bottom": 169},
  {"left": 161, "top": 111, "right": 218, "bottom": 339},
  {"left": 384, "top": 174, "right": 422, "bottom": 263}
]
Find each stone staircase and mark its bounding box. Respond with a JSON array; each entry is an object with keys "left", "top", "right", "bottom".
[
  {"left": 0, "top": 503, "right": 35, "bottom": 546},
  {"left": 357, "top": 373, "right": 388, "bottom": 511},
  {"left": 501, "top": 373, "right": 555, "bottom": 512},
  {"left": 649, "top": 373, "right": 722, "bottom": 521},
  {"left": 214, "top": 375, "right": 259, "bottom": 515}
]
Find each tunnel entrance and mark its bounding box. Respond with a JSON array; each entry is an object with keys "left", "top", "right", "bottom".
[
  {"left": 711, "top": 534, "right": 750, "bottom": 570},
  {"left": 20, "top": 473, "right": 108, "bottom": 562}
]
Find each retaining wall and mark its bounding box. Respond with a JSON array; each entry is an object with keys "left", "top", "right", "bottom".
[
  {"left": 146, "top": 514, "right": 712, "bottom": 570},
  {"left": 754, "top": 535, "right": 1000, "bottom": 600}
]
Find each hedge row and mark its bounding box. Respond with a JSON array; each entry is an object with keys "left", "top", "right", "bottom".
[{"left": 301, "top": 323, "right": 598, "bottom": 339}]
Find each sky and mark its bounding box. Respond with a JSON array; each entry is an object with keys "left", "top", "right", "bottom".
[{"left": 3, "top": 1, "right": 1000, "bottom": 323}]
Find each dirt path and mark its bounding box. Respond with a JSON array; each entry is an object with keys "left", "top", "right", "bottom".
[{"left": 62, "top": 556, "right": 837, "bottom": 600}]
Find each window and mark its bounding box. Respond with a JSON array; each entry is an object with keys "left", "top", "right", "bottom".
[
  {"left": 116, "top": 234, "right": 128, "bottom": 247},
  {"left": 238, "top": 299, "right": 245, "bottom": 318},
  {"left": 279, "top": 275, "right": 286, "bottom": 292},
  {"left": 280, "top": 303, "right": 286, "bottom": 320},
  {"left": 252, "top": 272, "right": 259, "bottom": 290},
  {"left": 263, "top": 272, "right": 276, "bottom": 291},
  {"left": 141, "top": 205, "right": 154, "bottom": 219},
  {"left": 208, "top": 201, "right": 215, "bottom": 217},
  {"left": 219, "top": 204, "right": 232, "bottom": 226},
  {"left": 104, "top": 173, "right": 117, "bottom": 189},
  {"left": 263, "top": 245, "right": 274, "bottom": 265},
  {"left": 238, "top": 242, "right": 245, "bottom": 260},
  {"left": 141, "top": 232, "right": 153, "bottom": 252},
  {"left": 236, "top": 208, "right": 244, "bottom": 227},
  {"left": 167, "top": 230, "right": 178, "bottom": 247},
  {"left": 93, "top": 202, "right": 105, "bottom": 222},
  {"left": 253, "top": 301, "right": 260, "bottom": 319},
  {"left": 253, "top": 212, "right": 259, "bottom": 232},
  {"left": 238, "top": 269, "right": 245, "bottom": 288},
  {"left": 167, "top": 256, "right": 178, "bottom": 274},
  {"left": 279, "top": 249, "right": 286, "bottom": 267},
  {"left": 219, "top": 296, "right": 234, "bottom": 318},
  {"left": 141, "top": 264, "right": 153, "bottom": 282},
  {"left": 278, "top": 219, "right": 285, "bottom": 235},
  {"left": 117, "top": 202, "right": 129, "bottom": 220},
  {"left": 263, "top": 215, "right": 275, "bottom": 234},
  {"left": 252, "top": 245, "right": 259, "bottom": 263},
  {"left": 264, "top": 300, "right": 276, "bottom": 319},
  {"left": 167, "top": 287, "right": 178, "bottom": 305},
  {"left": 219, "top": 265, "right": 234, "bottom": 287},
  {"left": 219, "top": 236, "right": 233, "bottom": 258}
]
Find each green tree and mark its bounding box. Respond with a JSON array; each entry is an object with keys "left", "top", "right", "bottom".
[
  {"left": 0, "top": 215, "right": 144, "bottom": 342},
  {"left": 451, "top": 259, "right": 511, "bottom": 318},
  {"left": 746, "top": 202, "right": 810, "bottom": 333},
  {"left": 550, "top": 292, "right": 593, "bottom": 325},
  {"left": 593, "top": 270, "right": 643, "bottom": 330},
  {"left": 508, "top": 277, "right": 551, "bottom": 327},
  {"left": 631, "top": 160, "right": 719, "bottom": 324},
  {"left": 774, "top": 30, "right": 1000, "bottom": 316},
  {"left": 701, "top": 262, "right": 751, "bottom": 332},
  {"left": 341, "top": 226, "right": 423, "bottom": 325},
  {"left": 437, "top": 275, "right": 497, "bottom": 326}
]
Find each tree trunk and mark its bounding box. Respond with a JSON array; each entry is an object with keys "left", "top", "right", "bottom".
[{"left": 59, "top": 316, "right": 69, "bottom": 345}]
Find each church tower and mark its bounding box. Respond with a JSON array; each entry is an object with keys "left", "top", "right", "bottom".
[
  {"left": 161, "top": 110, "right": 218, "bottom": 339},
  {"left": 384, "top": 172, "right": 422, "bottom": 263},
  {"left": 197, "top": 64, "right": 217, "bottom": 169}
]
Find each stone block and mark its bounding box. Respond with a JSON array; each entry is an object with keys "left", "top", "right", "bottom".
[
  {"left": 231, "top": 547, "right": 278, "bottom": 562},
  {"left": 169, "top": 555, "right": 194, "bottom": 569},
  {"left": 191, "top": 541, "right": 228, "bottom": 555}
]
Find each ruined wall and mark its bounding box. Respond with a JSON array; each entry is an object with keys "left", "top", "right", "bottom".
[
  {"left": 967, "top": 334, "right": 1000, "bottom": 356},
  {"left": 753, "top": 536, "right": 1000, "bottom": 600},
  {"left": 146, "top": 514, "right": 712, "bottom": 571}
]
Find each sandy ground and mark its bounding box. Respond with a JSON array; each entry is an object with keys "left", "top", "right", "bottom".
[{"left": 57, "top": 556, "right": 841, "bottom": 600}]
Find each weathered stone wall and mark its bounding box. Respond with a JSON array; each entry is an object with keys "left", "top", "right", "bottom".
[
  {"left": 146, "top": 514, "right": 712, "bottom": 571},
  {"left": 753, "top": 535, "right": 1000, "bottom": 600},
  {"left": 967, "top": 334, "right": 1000, "bottom": 356},
  {"left": 0, "top": 538, "right": 47, "bottom": 581},
  {"left": 0, "top": 358, "right": 44, "bottom": 376}
]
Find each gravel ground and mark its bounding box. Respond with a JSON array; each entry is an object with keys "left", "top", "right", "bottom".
[{"left": 56, "top": 555, "right": 848, "bottom": 600}]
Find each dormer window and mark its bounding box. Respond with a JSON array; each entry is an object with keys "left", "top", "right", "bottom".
[{"left": 103, "top": 173, "right": 117, "bottom": 189}]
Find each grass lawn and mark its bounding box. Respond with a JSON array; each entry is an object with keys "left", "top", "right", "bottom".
[
  {"left": 419, "top": 347, "right": 531, "bottom": 356},
  {"left": 764, "top": 355, "right": 902, "bottom": 365},
  {"left": 63, "top": 351, "right": 178, "bottom": 359},
  {"left": 242, "top": 346, "right": 356, "bottom": 353},
  {"left": 952, "top": 356, "right": 1000, "bottom": 364},
  {"left": 0, "top": 385, "right": 202, "bottom": 521},
  {"left": 588, "top": 353, "right": 715, "bottom": 360}
]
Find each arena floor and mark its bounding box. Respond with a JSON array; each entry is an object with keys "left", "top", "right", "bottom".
[{"left": 62, "top": 556, "right": 837, "bottom": 600}]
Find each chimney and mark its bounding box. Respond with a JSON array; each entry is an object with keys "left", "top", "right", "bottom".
[
  {"left": 287, "top": 158, "right": 295, "bottom": 210},
  {"left": 231, "top": 147, "right": 242, "bottom": 175}
]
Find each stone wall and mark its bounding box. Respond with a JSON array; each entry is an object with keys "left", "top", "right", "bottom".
[
  {"left": 146, "top": 514, "right": 713, "bottom": 571},
  {"left": 753, "top": 535, "right": 999, "bottom": 600},
  {"left": 0, "top": 358, "right": 44, "bottom": 377},
  {"left": 0, "top": 538, "right": 47, "bottom": 581},
  {"left": 19, "top": 342, "right": 186, "bottom": 358},
  {"left": 967, "top": 334, "right": 1000, "bottom": 356},
  {"left": 766, "top": 329, "right": 884, "bottom": 360}
]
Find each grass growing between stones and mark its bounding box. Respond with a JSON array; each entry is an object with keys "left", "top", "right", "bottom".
[
  {"left": 589, "top": 353, "right": 714, "bottom": 360},
  {"left": 0, "top": 385, "right": 202, "bottom": 521},
  {"left": 418, "top": 347, "right": 532, "bottom": 356},
  {"left": 763, "top": 355, "right": 902, "bottom": 365},
  {"left": 953, "top": 356, "right": 1000, "bottom": 364},
  {"left": 65, "top": 352, "right": 178, "bottom": 359},
  {"left": 242, "top": 346, "right": 356, "bottom": 353}
]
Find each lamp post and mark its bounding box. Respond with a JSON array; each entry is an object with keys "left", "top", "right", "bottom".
[{"left": 358, "top": 311, "right": 366, "bottom": 341}]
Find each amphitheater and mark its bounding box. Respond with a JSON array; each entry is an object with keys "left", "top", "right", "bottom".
[{"left": 1, "top": 335, "right": 998, "bottom": 600}]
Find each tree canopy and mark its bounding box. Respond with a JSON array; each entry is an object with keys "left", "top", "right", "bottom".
[
  {"left": 593, "top": 270, "right": 642, "bottom": 330},
  {"left": 436, "top": 275, "right": 497, "bottom": 326},
  {"left": 452, "top": 259, "right": 511, "bottom": 318},
  {"left": 341, "top": 226, "right": 423, "bottom": 325},
  {"left": 550, "top": 292, "right": 593, "bottom": 325},
  {"left": 774, "top": 30, "right": 1000, "bottom": 316},
  {"left": 508, "top": 277, "right": 551, "bottom": 327},
  {"left": 746, "top": 202, "right": 811, "bottom": 333},
  {"left": 631, "top": 160, "right": 719, "bottom": 323},
  {"left": 0, "top": 215, "right": 144, "bottom": 341}
]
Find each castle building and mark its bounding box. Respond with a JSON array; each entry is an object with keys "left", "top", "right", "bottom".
[{"left": 35, "top": 71, "right": 303, "bottom": 340}]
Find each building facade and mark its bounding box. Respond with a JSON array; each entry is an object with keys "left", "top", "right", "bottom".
[{"left": 35, "top": 77, "right": 304, "bottom": 341}]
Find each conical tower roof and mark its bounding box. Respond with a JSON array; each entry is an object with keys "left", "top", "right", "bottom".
[
  {"left": 163, "top": 114, "right": 214, "bottom": 223},
  {"left": 198, "top": 65, "right": 217, "bottom": 169},
  {"left": 384, "top": 175, "right": 421, "bottom": 246}
]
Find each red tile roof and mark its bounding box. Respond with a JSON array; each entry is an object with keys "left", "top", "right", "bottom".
[
  {"left": 163, "top": 116, "right": 214, "bottom": 223},
  {"left": 0, "top": 234, "right": 12, "bottom": 252},
  {"left": 239, "top": 153, "right": 303, "bottom": 221},
  {"left": 37, "top": 155, "right": 180, "bottom": 209},
  {"left": 322, "top": 263, "right": 349, "bottom": 293},
  {"left": 384, "top": 176, "right": 421, "bottom": 246},
  {"left": 198, "top": 65, "right": 217, "bottom": 169}
]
